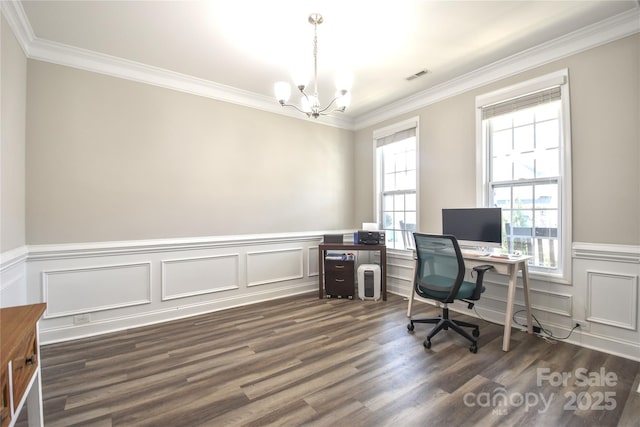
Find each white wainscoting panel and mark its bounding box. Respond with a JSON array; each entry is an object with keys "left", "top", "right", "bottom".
[
  {"left": 162, "top": 254, "right": 240, "bottom": 300},
  {"left": 571, "top": 242, "right": 640, "bottom": 361},
  {"left": 246, "top": 248, "right": 304, "bottom": 287},
  {"left": 586, "top": 270, "right": 638, "bottom": 330},
  {"left": 383, "top": 250, "right": 415, "bottom": 296},
  {"left": 308, "top": 247, "right": 319, "bottom": 277},
  {"left": 480, "top": 279, "right": 573, "bottom": 318},
  {"left": 43, "top": 262, "right": 152, "bottom": 318},
  {"left": 24, "top": 231, "right": 340, "bottom": 343}
]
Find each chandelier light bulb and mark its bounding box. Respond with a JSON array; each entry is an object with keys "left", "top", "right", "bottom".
[
  {"left": 336, "top": 91, "right": 351, "bottom": 109},
  {"left": 274, "top": 82, "right": 292, "bottom": 104},
  {"left": 300, "top": 96, "right": 311, "bottom": 113}
]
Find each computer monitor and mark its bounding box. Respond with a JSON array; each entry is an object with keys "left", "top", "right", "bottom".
[{"left": 442, "top": 208, "right": 502, "bottom": 249}]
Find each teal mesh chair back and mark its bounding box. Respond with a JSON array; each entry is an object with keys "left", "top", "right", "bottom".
[
  {"left": 410, "top": 233, "right": 492, "bottom": 352},
  {"left": 413, "top": 233, "right": 467, "bottom": 304}
]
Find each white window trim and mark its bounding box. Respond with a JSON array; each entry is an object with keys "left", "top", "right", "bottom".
[
  {"left": 373, "top": 116, "right": 420, "bottom": 252},
  {"left": 475, "top": 69, "right": 572, "bottom": 284}
]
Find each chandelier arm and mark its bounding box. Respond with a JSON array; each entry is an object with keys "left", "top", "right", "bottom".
[
  {"left": 298, "top": 88, "right": 311, "bottom": 102},
  {"left": 317, "top": 96, "right": 342, "bottom": 114},
  {"left": 279, "top": 102, "right": 312, "bottom": 117}
]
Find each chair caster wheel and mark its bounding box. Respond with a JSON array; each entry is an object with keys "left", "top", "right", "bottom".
[
  {"left": 424, "top": 340, "right": 432, "bottom": 349},
  {"left": 407, "top": 323, "right": 415, "bottom": 332},
  {"left": 472, "top": 328, "right": 479, "bottom": 338},
  {"left": 470, "top": 343, "right": 478, "bottom": 353}
]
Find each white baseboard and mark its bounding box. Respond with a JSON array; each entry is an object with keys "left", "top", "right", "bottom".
[{"left": 41, "top": 282, "right": 317, "bottom": 344}]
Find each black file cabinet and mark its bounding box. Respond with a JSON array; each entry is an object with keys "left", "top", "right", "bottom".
[{"left": 324, "top": 259, "right": 355, "bottom": 299}]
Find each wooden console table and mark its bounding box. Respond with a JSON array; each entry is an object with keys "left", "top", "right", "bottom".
[
  {"left": 1, "top": 303, "right": 47, "bottom": 427},
  {"left": 318, "top": 243, "right": 387, "bottom": 301}
]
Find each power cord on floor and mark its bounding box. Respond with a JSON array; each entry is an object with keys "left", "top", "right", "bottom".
[
  {"left": 426, "top": 303, "right": 578, "bottom": 343},
  {"left": 472, "top": 305, "right": 490, "bottom": 324},
  {"left": 513, "top": 310, "right": 579, "bottom": 341},
  {"left": 468, "top": 304, "right": 579, "bottom": 342}
]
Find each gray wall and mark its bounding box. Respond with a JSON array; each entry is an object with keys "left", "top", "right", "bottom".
[
  {"left": 26, "top": 62, "right": 356, "bottom": 244},
  {"left": 1, "top": 15, "right": 27, "bottom": 252},
  {"left": 355, "top": 34, "right": 640, "bottom": 246},
  {"left": 7, "top": 29, "right": 640, "bottom": 247}
]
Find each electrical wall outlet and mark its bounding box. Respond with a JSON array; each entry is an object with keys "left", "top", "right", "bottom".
[
  {"left": 73, "top": 313, "right": 91, "bottom": 324},
  {"left": 573, "top": 319, "right": 590, "bottom": 332}
]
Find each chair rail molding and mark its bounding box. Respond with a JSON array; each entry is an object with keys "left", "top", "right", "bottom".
[
  {"left": 573, "top": 242, "right": 640, "bottom": 263},
  {"left": 0, "top": 246, "right": 29, "bottom": 307}
]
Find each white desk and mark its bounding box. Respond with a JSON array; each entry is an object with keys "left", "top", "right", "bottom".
[{"left": 406, "top": 254, "right": 533, "bottom": 352}]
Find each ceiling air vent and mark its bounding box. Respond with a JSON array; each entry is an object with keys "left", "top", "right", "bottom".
[{"left": 406, "top": 69, "right": 430, "bottom": 81}]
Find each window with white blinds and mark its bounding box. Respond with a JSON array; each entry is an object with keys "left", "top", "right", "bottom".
[
  {"left": 476, "top": 70, "right": 572, "bottom": 281},
  {"left": 374, "top": 118, "right": 418, "bottom": 250}
]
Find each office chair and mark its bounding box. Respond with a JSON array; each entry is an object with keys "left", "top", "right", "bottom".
[{"left": 407, "top": 233, "right": 493, "bottom": 353}]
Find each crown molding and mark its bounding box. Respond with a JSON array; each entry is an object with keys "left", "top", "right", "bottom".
[
  {"left": 1, "top": 1, "right": 354, "bottom": 130},
  {"left": 0, "top": 0, "right": 34, "bottom": 53},
  {"left": 2, "top": 2, "right": 638, "bottom": 132},
  {"left": 353, "top": 8, "right": 640, "bottom": 130},
  {"left": 26, "top": 37, "right": 354, "bottom": 130}
]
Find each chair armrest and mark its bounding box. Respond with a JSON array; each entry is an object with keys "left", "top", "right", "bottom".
[{"left": 471, "top": 265, "right": 494, "bottom": 300}]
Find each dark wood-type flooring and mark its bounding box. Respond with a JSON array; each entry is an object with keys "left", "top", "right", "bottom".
[{"left": 19, "top": 293, "right": 640, "bottom": 426}]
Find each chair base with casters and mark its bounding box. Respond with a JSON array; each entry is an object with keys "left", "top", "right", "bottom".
[
  {"left": 408, "top": 304, "right": 480, "bottom": 353},
  {"left": 408, "top": 233, "right": 494, "bottom": 354}
]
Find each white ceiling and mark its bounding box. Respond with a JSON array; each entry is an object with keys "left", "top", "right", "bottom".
[{"left": 7, "top": 0, "right": 640, "bottom": 126}]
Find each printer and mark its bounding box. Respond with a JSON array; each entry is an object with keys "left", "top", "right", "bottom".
[{"left": 355, "top": 230, "right": 385, "bottom": 245}]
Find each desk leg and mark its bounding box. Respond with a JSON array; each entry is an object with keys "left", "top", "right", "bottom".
[
  {"left": 26, "top": 369, "right": 44, "bottom": 427},
  {"left": 381, "top": 249, "right": 387, "bottom": 301},
  {"left": 502, "top": 265, "right": 519, "bottom": 352},
  {"left": 522, "top": 262, "right": 533, "bottom": 334},
  {"left": 406, "top": 290, "right": 415, "bottom": 318},
  {"left": 406, "top": 256, "right": 416, "bottom": 317},
  {"left": 318, "top": 249, "right": 324, "bottom": 299}
]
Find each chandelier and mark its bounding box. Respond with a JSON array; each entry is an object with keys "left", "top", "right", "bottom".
[{"left": 274, "top": 13, "right": 351, "bottom": 119}]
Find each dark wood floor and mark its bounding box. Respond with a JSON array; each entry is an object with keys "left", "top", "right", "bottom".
[{"left": 20, "top": 293, "right": 640, "bottom": 426}]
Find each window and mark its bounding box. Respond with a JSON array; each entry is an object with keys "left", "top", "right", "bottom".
[
  {"left": 476, "top": 70, "right": 571, "bottom": 280},
  {"left": 374, "top": 118, "right": 418, "bottom": 250}
]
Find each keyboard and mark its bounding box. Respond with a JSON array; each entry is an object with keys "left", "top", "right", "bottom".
[{"left": 461, "top": 249, "right": 491, "bottom": 258}]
